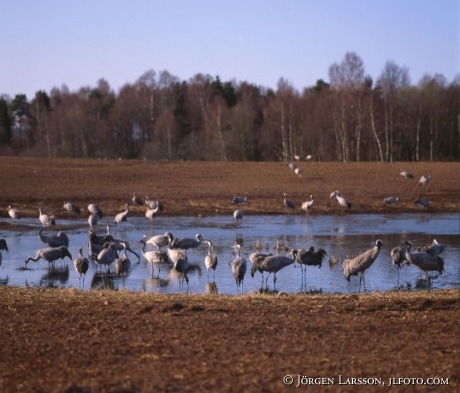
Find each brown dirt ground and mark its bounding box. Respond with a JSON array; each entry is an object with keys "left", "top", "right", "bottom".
[{"left": 0, "top": 157, "right": 459, "bottom": 393}]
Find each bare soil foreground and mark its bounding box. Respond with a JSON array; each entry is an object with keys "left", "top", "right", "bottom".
[
  {"left": 0, "top": 288, "right": 458, "bottom": 393},
  {"left": 0, "top": 157, "right": 459, "bottom": 393}
]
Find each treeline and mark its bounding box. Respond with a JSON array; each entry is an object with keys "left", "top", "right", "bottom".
[{"left": 0, "top": 52, "right": 459, "bottom": 162}]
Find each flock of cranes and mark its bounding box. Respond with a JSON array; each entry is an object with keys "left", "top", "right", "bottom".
[{"left": 0, "top": 165, "right": 448, "bottom": 294}]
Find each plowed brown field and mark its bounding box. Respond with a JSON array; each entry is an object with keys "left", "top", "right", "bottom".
[{"left": 0, "top": 157, "right": 459, "bottom": 393}]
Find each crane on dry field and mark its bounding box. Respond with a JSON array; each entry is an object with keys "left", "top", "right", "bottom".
[
  {"left": 88, "top": 203, "right": 103, "bottom": 218},
  {"left": 8, "top": 205, "right": 20, "bottom": 223},
  {"left": 343, "top": 239, "right": 383, "bottom": 293},
  {"left": 39, "top": 208, "right": 55, "bottom": 227},
  {"left": 132, "top": 192, "right": 144, "bottom": 206},
  {"left": 301, "top": 195, "right": 314, "bottom": 214},
  {"left": 283, "top": 193, "right": 296, "bottom": 210},
  {"left": 63, "top": 201, "right": 81, "bottom": 215},
  {"left": 331, "top": 190, "right": 352, "bottom": 210},
  {"left": 399, "top": 169, "right": 414, "bottom": 179}
]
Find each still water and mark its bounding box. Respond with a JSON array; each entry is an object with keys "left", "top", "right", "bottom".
[{"left": 0, "top": 213, "right": 459, "bottom": 295}]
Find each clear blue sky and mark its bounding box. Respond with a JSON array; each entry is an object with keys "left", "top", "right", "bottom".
[{"left": 1, "top": 0, "right": 458, "bottom": 99}]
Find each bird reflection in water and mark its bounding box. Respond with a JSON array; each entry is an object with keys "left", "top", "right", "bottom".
[
  {"left": 142, "top": 276, "right": 171, "bottom": 293},
  {"left": 205, "top": 281, "right": 218, "bottom": 294},
  {"left": 91, "top": 271, "right": 116, "bottom": 290},
  {"left": 39, "top": 265, "right": 70, "bottom": 288}
]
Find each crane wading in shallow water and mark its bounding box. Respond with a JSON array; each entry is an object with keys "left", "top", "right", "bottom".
[{"left": 343, "top": 239, "right": 383, "bottom": 293}]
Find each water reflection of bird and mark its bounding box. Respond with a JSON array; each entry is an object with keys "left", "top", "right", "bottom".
[
  {"left": 25, "top": 246, "right": 72, "bottom": 269},
  {"left": 40, "top": 265, "right": 69, "bottom": 288},
  {"left": 230, "top": 244, "right": 247, "bottom": 294},
  {"left": 74, "top": 247, "right": 89, "bottom": 288},
  {"left": 403, "top": 240, "right": 444, "bottom": 287},
  {"left": 205, "top": 281, "right": 218, "bottom": 294},
  {"left": 343, "top": 239, "right": 383, "bottom": 293},
  {"left": 204, "top": 240, "right": 218, "bottom": 281}
]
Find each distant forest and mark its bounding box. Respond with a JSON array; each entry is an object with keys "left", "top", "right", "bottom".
[{"left": 0, "top": 52, "right": 459, "bottom": 162}]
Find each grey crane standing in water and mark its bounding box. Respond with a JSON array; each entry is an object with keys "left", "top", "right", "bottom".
[
  {"left": 233, "top": 210, "right": 243, "bottom": 228},
  {"left": 116, "top": 242, "right": 132, "bottom": 288},
  {"left": 253, "top": 250, "right": 299, "bottom": 290},
  {"left": 63, "top": 201, "right": 81, "bottom": 216},
  {"left": 283, "top": 193, "right": 296, "bottom": 210},
  {"left": 39, "top": 208, "right": 55, "bottom": 227},
  {"left": 204, "top": 240, "right": 218, "bottom": 281},
  {"left": 114, "top": 203, "right": 130, "bottom": 225},
  {"left": 88, "top": 213, "right": 101, "bottom": 229},
  {"left": 390, "top": 244, "right": 408, "bottom": 285},
  {"left": 8, "top": 205, "right": 20, "bottom": 224},
  {"left": 400, "top": 169, "right": 414, "bottom": 179},
  {"left": 140, "top": 237, "right": 169, "bottom": 278},
  {"left": 403, "top": 240, "right": 444, "bottom": 287},
  {"left": 343, "top": 239, "right": 383, "bottom": 293},
  {"left": 249, "top": 252, "right": 272, "bottom": 286},
  {"left": 142, "top": 232, "right": 173, "bottom": 250},
  {"left": 88, "top": 203, "right": 103, "bottom": 218},
  {"left": 230, "top": 244, "right": 247, "bottom": 294},
  {"left": 169, "top": 233, "right": 203, "bottom": 250},
  {"left": 295, "top": 246, "right": 327, "bottom": 290},
  {"left": 0, "top": 239, "right": 9, "bottom": 253},
  {"left": 74, "top": 246, "right": 89, "bottom": 288},
  {"left": 167, "top": 248, "right": 189, "bottom": 291},
  {"left": 25, "top": 246, "right": 72, "bottom": 269},
  {"left": 331, "top": 190, "right": 352, "bottom": 210},
  {"left": 38, "top": 228, "right": 70, "bottom": 248},
  {"left": 301, "top": 195, "right": 314, "bottom": 214},
  {"left": 94, "top": 242, "right": 119, "bottom": 273},
  {"left": 418, "top": 239, "right": 444, "bottom": 256}
]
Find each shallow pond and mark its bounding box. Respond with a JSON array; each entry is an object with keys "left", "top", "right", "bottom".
[{"left": 0, "top": 213, "right": 459, "bottom": 295}]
